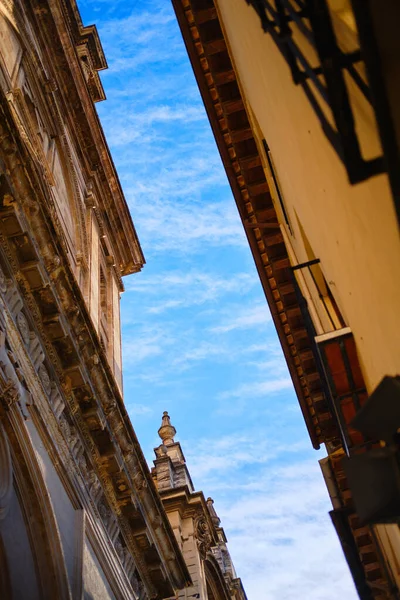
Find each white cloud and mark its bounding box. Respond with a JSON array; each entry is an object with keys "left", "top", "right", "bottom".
[
  {"left": 127, "top": 270, "right": 255, "bottom": 313},
  {"left": 211, "top": 304, "right": 272, "bottom": 333},
  {"left": 221, "top": 463, "right": 358, "bottom": 600},
  {"left": 127, "top": 403, "right": 153, "bottom": 417},
  {"left": 183, "top": 434, "right": 308, "bottom": 481},
  {"left": 181, "top": 434, "right": 358, "bottom": 600},
  {"left": 219, "top": 377, "right": 293, "bottom": 399},
  {"left": 171, "top": 340, "right": 229, "bottom": 370},
  {"left": 100, "top": 104, "right": 207, "bottom": 147},
  {"left": 127, "top": 195, "right": 246, "bottom": 255},
  {"left": 217, "top": 378, "right": 294, "bottom": 416},
  {"left": 122, "top": 323, "right": 175, "bottom": 363}
]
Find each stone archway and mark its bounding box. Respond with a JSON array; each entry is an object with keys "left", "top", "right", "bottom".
[
  {"left": 204, "top": 556, "right": 231, "bottom": 600},
  {"left": 0, "top": 396, "right": 71, "bottom": 600}
]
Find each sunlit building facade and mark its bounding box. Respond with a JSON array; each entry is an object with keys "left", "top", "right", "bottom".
[
  {"left": 172, "top": 1, "right": 400, "bottom": 598},
  {"left": 0, "top": 0, "right": 191, "bottom": 598},
  {"left": 0, "top": 1, "right": 250, "bottom": 598}
]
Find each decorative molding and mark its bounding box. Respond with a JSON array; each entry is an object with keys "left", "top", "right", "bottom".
[{"left": 194, "top": 513, "right": 212, "bottom": 560}]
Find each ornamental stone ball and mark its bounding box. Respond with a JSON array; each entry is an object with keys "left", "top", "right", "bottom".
[{"left": 158, "top": 411, "right": 176, "bottom": 446}]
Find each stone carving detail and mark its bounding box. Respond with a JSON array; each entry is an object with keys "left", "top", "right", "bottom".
[
  {"left": 114, "top": 537, "right": 136, "bottom": 583},
  {"left": 207, "top": 497, "right": 221, "bottom": 527},
  {"left": 68, "top": 424, "right": 84, "bottom": 460},
  {"left": 211, "top": 543, "right": 235, "bottom": 581},
  {"left": 58, "top": 417, "right": 70, "bottom": 450},
  {"left": 87, "top": 469, "right": 102, "bottom": 503},
  {"left": 49, "top": 383, "right": 65, "bottom": 420},
  {"left": 98, "top": 499, "right": 110, "bottom": 522},
  {"left": 98, "top": 499, "right": 119, "bottom": 541},
  {"left": 0, "top": 422, "right": 12, "bottom": 521},
  {"left": 0, "top": 367, "right": 20, "bottom": 410},
  {"left": 103, "top": 397, "right": 117, "bottom": 417},
  {"left": 0, "top": 265, "right": 6, "bottom": 294},
  {"left": 5, "top": 283, "right": 23, "bottom": 317},
  {"left": 28, "top": 330, "right": 45, "bottom": 370},
  {"left": 17, "top": 311, "right": 30, "bottom": 345},
  {"left": 194, "top": 514, "right": 212, "bottom": 559},
  {"left": 38, "top": 364, "right": 51, "bottom": 395},
  {"left": 6, "top": 87, "right": 55, "bottom": 187},
  {"left": 57, "top": 415, "right": 86, "bottom": 465},
  {"left": 16, "top": 310, "right": 47, "bottom": 374},
  {"left": 108, "top": 515, "right": 120, "bottom": 543},
  {"left": 131, "top": 466, "right": 147, "bottom": 492},
  {"left": 6, "top": 350, "right": 25, "bottom": 386},
  {"left": 115, "top": 537, "right": 125, "bottom": 563}
]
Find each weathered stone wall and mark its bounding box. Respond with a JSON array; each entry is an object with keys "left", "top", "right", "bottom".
[{"left": 0, "top": 1, "right": 189, "bottom": 599}]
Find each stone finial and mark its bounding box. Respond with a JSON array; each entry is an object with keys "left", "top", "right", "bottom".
[
  {"left": 207, "top": 497, "right": 221, "bottom": 527},
  {"left": 158, "top": 411, "right": 176, "bottom": 446}
]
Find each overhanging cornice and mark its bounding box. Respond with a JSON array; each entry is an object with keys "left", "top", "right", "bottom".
[{"left": 22, "top": 0, "right": 144, "bottom": 274}]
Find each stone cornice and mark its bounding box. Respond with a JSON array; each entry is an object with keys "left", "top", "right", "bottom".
[
  {"left": 158, "top": 485, "right": 220, "bottom": 546},
  {"left": 159, "top": 484, "right": 247, "bottom": 599},
  {"left": 19, "top": 0, "right": 144, "bottom": 274}
]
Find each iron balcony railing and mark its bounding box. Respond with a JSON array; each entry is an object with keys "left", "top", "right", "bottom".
[{"left": 245, "top": 0, "right": 386, "bottom": 185}]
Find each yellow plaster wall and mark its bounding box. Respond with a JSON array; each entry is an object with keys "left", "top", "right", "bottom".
[{"left": 215, "top": 0, "right": 400, "bottom": 392}]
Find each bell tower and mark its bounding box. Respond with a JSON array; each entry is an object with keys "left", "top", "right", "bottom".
[{"left": 152, "top": 412, "right": 247, "bottom": 600}]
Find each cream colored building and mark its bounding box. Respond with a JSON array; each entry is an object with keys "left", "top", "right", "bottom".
[{"left": 172, "top": 1, "right": 400, "bottom": 598}]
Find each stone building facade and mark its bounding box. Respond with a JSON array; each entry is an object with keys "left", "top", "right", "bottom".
[
  {"left": 152, "top": 412, "right": 247, "bottom": 600},
  {"left": 0, "top": 1, "right": 193, "bottom": 598}
]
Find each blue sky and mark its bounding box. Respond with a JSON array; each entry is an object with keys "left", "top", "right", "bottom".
[{"left": 79, "top": 1, "right": 359, "bottom": 598}]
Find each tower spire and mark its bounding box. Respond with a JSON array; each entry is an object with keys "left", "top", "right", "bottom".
[
  {"left": 158, "top": 411, "right": 176, "bottom": 446},
  {"left": 207, "top": 497, "right": 221, "bottom": 527}
]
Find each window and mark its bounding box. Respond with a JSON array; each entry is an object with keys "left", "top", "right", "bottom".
[
  {"left": 294, "top": 214, "right": 346, "bottom": 332},
  {"left": 262, "top": 139, "right": 292, "bottom": 234}
]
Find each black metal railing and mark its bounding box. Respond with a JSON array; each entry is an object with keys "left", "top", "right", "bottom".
[{"left": 246, "top": 0, "right": 385, "bottom": 185}]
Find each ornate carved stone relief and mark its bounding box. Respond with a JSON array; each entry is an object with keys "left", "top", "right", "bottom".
[
  {"left": 0, "top": 267, "right": 6, "bottom": 294},
  {"left": 38, "top": 364, "right": 51, "bottom": 395},
  {"left": 5, "top": 87, "right": 55, "bottom": 187},
  {"left": 194, "top": 513, "right": 212, "bottom": 560},
  {"left": 0, "top": 363, "right": 20, "bottom": 411},
  {"left": 16, "top": 311, "right": 29, "bottom": 345},
  {"left": 87, "top": 468, "right": 101, "bottom": 503}
]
